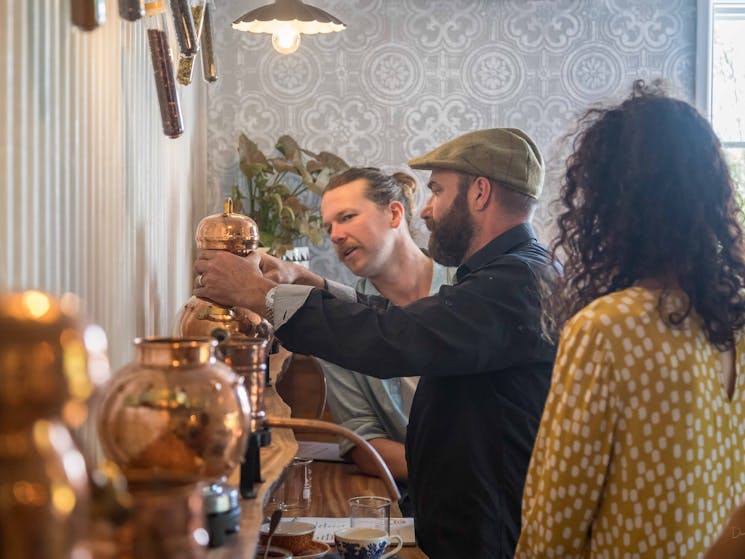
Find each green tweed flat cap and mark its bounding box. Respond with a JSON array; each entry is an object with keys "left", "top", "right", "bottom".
[{"left": 408, "top": 128, "right": 545, "bottom": 198}]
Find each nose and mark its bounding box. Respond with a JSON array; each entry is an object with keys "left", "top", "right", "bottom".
[
  {"left": 420, "top": 197, "right": 433, "bottom": 220},
  {"left": 329, "top": 222, "right": 346, "bottom": 244}
]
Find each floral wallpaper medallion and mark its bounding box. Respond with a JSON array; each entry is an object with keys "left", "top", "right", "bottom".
[
  {"left": 504, "top": 95, "right": 575, "bottom": 153},
  {"left": 663, "top": 46, "right": 696, "bottom": 97},
  {"left": 259, "top": 49, "right": 322, "bottom": 103},
  {"left": 361, "top": 45, "right": 425, "bottom": 104},
  {"left": 562, "top": 44, "right": 624, "bottom": 104},
  {"left": 463, "top": 45, "right": 523, "bottom": 104},
  {"left": 300, "top": 95, "right": 386, "bottom": 163}
]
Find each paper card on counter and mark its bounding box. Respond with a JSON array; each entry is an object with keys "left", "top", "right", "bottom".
[
  {"left": 293, "top": 517, "right": 416, "bottom": 546},
  {"left": 296, "top": 441, "right": 345, "bottom": 462}
]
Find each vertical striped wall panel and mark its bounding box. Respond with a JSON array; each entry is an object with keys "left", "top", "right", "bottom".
[{"left": 0, "top": 0, "right": 212, "bottom": 370}]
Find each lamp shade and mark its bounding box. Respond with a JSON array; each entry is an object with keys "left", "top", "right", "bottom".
[{"left": 232, "top": 0, "right": 345, "bottom": 34}]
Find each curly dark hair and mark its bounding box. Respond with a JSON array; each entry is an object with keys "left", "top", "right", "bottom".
[{"left": 545, "top": 79, "right": 745, "bottom": 350}]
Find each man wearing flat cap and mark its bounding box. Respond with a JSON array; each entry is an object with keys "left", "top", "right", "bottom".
[{"left": 194, "top": 128, "right": 558, "bottom": 558}]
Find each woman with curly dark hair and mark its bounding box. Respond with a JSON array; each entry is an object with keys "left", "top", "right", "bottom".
[{"left": 516, "top": 80, "right": 745, "bottom": 558}]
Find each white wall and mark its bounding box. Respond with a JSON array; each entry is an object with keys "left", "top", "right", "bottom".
[{"left": 0, "top": 0, "right": 213, "bottom": 369}]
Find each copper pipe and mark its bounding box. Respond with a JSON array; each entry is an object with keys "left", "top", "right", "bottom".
[{"left": 264, "top": 417, "right": 401, "bottom": 502}]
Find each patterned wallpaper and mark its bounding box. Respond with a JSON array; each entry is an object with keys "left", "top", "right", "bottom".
[{"left": 207, "top": 0, "right": 696, "bottom": 283}]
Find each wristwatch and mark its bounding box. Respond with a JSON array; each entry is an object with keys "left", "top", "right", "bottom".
[{"left": 264, "top": 287, "right": 276, "bottom": 325}]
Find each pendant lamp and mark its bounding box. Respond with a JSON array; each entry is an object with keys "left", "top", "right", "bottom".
[{"left": 232, "top": 0, "right": 345, "bottom": 54}]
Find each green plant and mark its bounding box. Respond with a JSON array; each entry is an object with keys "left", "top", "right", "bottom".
[{"left": 231, "top": 134, "right": 349, "bottom": 256}]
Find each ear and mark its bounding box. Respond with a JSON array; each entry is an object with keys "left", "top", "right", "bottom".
[
  {"left": 388, "top": 200, "right": 405, "bottom": 228},
  {"left": 470, "top": 176, "right": 492, "bottom": 212}
]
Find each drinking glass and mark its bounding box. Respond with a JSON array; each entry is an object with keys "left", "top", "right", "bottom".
[
  {"left": 280, "top": 457, "right": 313, "bottom": 514},
  {"left": 349, "top": 496, "right": 391, "bottom": 535}
]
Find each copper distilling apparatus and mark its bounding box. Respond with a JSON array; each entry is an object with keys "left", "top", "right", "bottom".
[
  {"left": 177, "top": 197, "right": 273, "bottom": 482},
  {"left": 179, "top": 200, "right": 401, "bottom": 510}
]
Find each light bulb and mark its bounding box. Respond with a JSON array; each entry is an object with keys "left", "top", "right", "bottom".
[{"left": 271, "top": 24, "right": 301, "bottom": 54}]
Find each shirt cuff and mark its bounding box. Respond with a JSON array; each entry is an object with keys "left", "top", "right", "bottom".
[
  {"left": 268, "top": 284, "right": 315, "bottom": 330},
  {"left": 325, "top": 279, "right": 357, "bottom": 301}
]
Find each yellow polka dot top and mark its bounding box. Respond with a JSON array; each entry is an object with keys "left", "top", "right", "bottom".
[{"left": 515, "top": 287, "right": 745, "bottom": 558}]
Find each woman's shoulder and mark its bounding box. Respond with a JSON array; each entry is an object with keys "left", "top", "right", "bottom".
[
  {"left": 565, "top": 286, "right": 661, "bottom": 335},
  {"left": 584, "top": 286, "right": 657, "bottom": 313}
]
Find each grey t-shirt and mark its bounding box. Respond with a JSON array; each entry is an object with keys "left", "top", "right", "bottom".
[{"left": 318, "top": 261, "right": 455, "bottom": 457}]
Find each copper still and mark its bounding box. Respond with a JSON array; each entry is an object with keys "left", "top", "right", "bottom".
[{"left": 0, "top": 291, "right": 93, "bottom": 559}]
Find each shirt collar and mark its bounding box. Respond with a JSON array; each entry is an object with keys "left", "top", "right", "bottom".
[{"left": 455, "top": 223, "right": 537, "bottom": 282}]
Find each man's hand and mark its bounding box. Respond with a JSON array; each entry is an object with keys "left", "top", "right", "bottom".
[
  {"left": 259, "top": 251, "right": 325, "bottom": 288},
  {"left": 193, "top": 250, "right": 277, "bottom": 316}
]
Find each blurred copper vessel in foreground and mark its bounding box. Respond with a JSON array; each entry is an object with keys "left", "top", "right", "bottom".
[{"left": 0, "top": 291, "right": 92, "bottom": 558}]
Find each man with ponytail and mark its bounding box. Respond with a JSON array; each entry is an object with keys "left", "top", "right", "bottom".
[{"left": 317, "top": 167, "right": 455, "bottom": 498}]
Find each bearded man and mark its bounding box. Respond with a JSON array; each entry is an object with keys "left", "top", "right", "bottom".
[{"left": 194, "top": 129, "right": 559, "bottom": 559}]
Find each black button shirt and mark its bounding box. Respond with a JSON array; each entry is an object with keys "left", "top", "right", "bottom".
[{"left": 277, "top": 223, "right": 558, "bottom": 558}]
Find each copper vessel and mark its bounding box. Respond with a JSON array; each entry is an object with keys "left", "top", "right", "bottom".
[
  {"left": 221, "top": 338, "right": 269, "bottom": 433},
  {"left": 178, "top": 197, "right": 266, "bottom": 340},
  {"left": 0, "top": 291, "right": 93, "bottom": 558},
  {"left": 97, "top": 337, "right": 250, "bottom": 558},
  {"left": 98, "top": 337, "right": 250, "bottom": 484}
]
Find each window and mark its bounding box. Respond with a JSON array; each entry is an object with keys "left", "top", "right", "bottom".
[{"left": 697, "top": 0, "right": 745, "bottom": 189}]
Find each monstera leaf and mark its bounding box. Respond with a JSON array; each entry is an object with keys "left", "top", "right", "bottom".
[
  {"left": 238, "top": 134, "right": 269, "bottom": 179},
  {"left": 276, "top": 135, "right": 301, "bottom": 160},
  {"left": 315, "top": 151, "right": 349, "bottom": 173}
]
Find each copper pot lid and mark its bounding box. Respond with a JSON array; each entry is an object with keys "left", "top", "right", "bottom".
[{"left": 195, "top": 198, "right": 259, "bottom": 256}]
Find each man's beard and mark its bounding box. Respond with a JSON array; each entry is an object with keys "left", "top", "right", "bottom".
[{"left": 426, "top": 189, "right": 474, "bottom": 266}]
